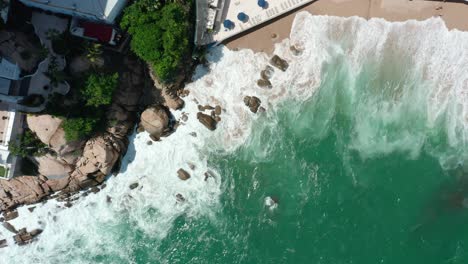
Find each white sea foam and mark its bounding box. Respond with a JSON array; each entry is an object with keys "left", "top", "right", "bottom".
[{"left": 1, "top": 13, "right": 468, "bottom": 262}]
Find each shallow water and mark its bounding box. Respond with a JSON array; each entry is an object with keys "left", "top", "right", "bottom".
[{"left": 2, "top": 13, "right": 468, "bottom": 263}]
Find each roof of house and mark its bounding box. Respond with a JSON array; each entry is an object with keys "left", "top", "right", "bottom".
[
  {"left": 0, "top": 57, "right": 20, "bottom": 81},
  {"left": 19, "top": 0, "right": 126, "bottom": 23},
  {"left": 83, "top": 22, "right": 113, "bottom": 42}
]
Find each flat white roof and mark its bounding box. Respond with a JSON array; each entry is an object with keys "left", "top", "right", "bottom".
[
  {"left": 0, "top": 57, "right": 20, "bottom": 80},
  {"left": 19, "top": 0, "right": 127, "bottom": 23}
]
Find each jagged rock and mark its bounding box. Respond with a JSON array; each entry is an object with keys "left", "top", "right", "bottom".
[
  {"left": 4, "top": 211, "right": 18, "bottom": 221},
  {"left": 270, "top": 55, "right": 289, "bottom": 71},
  {"left": 243, "top": 96, "right": 262, "bottom": 113},
  {"left": 129, "top": 183, "right": 139, "bottom": 190},
  {"left": 0, "top": 239, "right": 7, "bottom": 248},
  {"left": 76, "top": 134, "right": 123, "bottom": 176},
  {"left": 261, "top": 65, "right": 274, "bottom": 80},
  {"left": 140, "top": 106, "right": 170, "bottom": 140},
  {"left": 197, "top": 112, "right": 217, "bottom": 131},
  {"left": 257, "top": 79, "right": 272, "bottom": 89},
  {"left": 177, "top": 169, "right": 191, "bottom": 180},
  {"left": 13, "top": 228, "right": 42, "bottom": 246},
  {"left": 0, "top": 176, "right": 52, "bottom": 211},
  {"left": 2, "top": 222, "right": 18, "bottom": 234}
]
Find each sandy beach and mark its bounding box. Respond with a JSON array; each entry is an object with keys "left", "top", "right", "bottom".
[{"left": 226, "top": 0, "right": 468, "bottom": 53}]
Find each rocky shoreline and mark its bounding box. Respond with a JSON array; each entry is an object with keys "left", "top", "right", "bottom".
[{"left": 0, "top": 54, "right": 189, "bottom": 240}]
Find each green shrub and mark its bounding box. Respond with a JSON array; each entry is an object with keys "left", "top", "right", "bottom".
[
  {"left": 62, "top": 117, "right": 98, "bottom": 141},
  {"left": 82, "top": 73, "right": 119, "bottom": 107},
  {"left": 121, "top": 1, "right": 191, "bottom": 82},
  {"left": 9, "top": 130, "right": 47, "bottom": 158}
]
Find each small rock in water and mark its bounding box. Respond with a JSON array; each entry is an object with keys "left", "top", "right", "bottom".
[
  {"left": 197, "top": 112, "right": 217, "bottom": 131},
  {"left": 0, "top": 239, "right": 7, "bottom": 248},
  {"left": 261, "top": 65, "right": 274, "bottom": 80},
  {"left": 2, "top": 222, "right": 18, "bottom": 234},
  {"left": 106, "top": 195, "right": 112, "bottom": 203},
  {"left": 204, "top": 170, "right": 215, "bottom": 181},
  {"left": 270, "top": 55, "right": 289, "bottom": 71},
  {"left": 176, "top": 193, "right": 185, "bottom": 202},
  {"left": 27, "top": 207, "right": 36, "bottom": 213},
  {"left": 147, "top": 140, "right": 153, "bottom": 145},
  {"left": 215, "top": 105, "right": 222, "bottom": 115},
  {"left": 129, "top": 183, "right": 139, "bottom": 190},
  {"left": 177, "top": 168, "right": 191, "bottom": 180},
  {"left": 197, "top": 105, "right": 205, "bottom": 111},
  {"left": 257, "top": 79, "right": 272, "bottom": 89},
  {"left": 243, "top": 96, "right": 262, "bottom": 113},
  {"left": 90, "top": 187, "right": 100, "bottom": 194},
  {"left": 214, "top": 116, "right": 221, "bottom": 122},
  {"left": 189, "top": 132, "right": 197, "bottom": 137},
  {"left": 4, "top": 211, "right": 19, "bottom": 221},
  {"left": 204, "top": 105, "right": 215, "bottom": 110},
  {"left": 181, "top": 114, "right": 188, "bottom": 122},
  {"left": 289, "top": 45, "right": 303, "bottom": 56}
]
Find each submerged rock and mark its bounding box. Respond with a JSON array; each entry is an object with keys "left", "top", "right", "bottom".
[
  {"left": 176, "top": 193, "right": 185, "bottom": 202},
  {"left": 261, "top": 65, "right": 274, "bottom": 80},
  {"left": 177, "top": 169, "right": 191, "bottom": 180},
  {"left": 197, "top": 112, "right": 217, "bottom": 131},
  {"left": 290, "top": 45, "right": 303, "bottom": 56},
  {"left": 257, "top": 79, "right": 272, "bottom": 89},
  {"left": 270, "top": 55, "right": 289, "bottom": 71},
  {"left": 243, "top": 96, "right": 262, "bottom": 113},
  {"left": 2, "top": 222, "right": 18, "bottom": 234},
  {"left": 129, "top": 183, "right": 139, "bottom": 190}
]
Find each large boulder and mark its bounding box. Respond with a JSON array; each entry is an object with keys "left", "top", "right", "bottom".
[
  {"left": 140, "top": 106, "right": 171, "bottom": 140},
  {"left": 270, "top": 55, "right": 289, "bottom": 71},
  {"left": 76, "top": 134, "right": 123, "bottom": 176},
  {"left": 197, "top": 112, "right": 217, "bottom": 131},
  {"left": 26, "top": 115, "right": 62, "bottom": 146},
  {"left": 243, "top": 96, "right": 262, "bottom": 113},
  {"left": 36, "top": 154, "right": 73, "bottom": 179}
]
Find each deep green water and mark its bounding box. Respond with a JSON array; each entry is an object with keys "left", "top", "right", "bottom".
[{"left": 151, "top": 59, "right": 468, "bottom": 263}]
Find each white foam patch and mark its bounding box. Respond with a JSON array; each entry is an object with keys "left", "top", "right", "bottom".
[{"left": 1, "top": 12, "right": 468, "bottom": 262}]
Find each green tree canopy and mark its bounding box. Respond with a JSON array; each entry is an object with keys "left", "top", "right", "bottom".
[
  {"left": 62, "top": 117, "right": 98, "bottom": 141},
  {"left": 121, "top": 1, "right": 191, "bottom": 82},
  {"left": 82, "top": 73, "right": 119, "bottom": 107}
]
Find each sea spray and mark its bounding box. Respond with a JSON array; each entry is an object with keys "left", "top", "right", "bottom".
[{"left": 1, "top": 12, "right": 468, "bottom": 263}]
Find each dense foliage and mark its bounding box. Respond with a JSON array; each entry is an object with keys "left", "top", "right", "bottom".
[
  {"left": 121, "top": 0, "right": 191, "bottom": 82},
  {"left": 45, "top": 72, "right": 119, "bottom": 141},
  {"left": 9, "top": 130, "right": 47, "bottom": 158},
  {"left": 82, "top": 73, "right": 119, "bottom": 107},
  {"left": 62, "top": 117, "right": 99, "bottom": 142}
]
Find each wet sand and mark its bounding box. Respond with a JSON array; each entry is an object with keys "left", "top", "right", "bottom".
[{"left": 226, "top": 0, "right": 468, "bottom": 53}]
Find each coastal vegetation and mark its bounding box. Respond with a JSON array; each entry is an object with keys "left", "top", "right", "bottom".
[
  {"left": 82, "top": 73, "right": 119, "bottom": 107},
  {"left": 8, "top": 130, "right": 47, "bottom": 158},
  {"left": 120, "top": 0, "right": 193, "bottom": 82}
]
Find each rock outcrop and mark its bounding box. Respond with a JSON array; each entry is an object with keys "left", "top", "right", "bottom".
[
  {"left": 13, "top": 228, "right": 42, "bottom": 246},
  {"left": 140, "top": 106, "right": 171, "bottom": 140},
  {"left": 244, "top": 96, "right": 262, "bottom": 113},
  {"left": 270, "top": 55, "right": 289, "bottom": 71},
  {"left": 0, "top": 56, "right": 147, "bottom": 211}
]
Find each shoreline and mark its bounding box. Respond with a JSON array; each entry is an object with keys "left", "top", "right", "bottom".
[{"left": 226, "top": 0, "right": 468, "bottom": 53}]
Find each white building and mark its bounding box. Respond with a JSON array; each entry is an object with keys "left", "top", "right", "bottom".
[
  {"left": 19, "top": 0, "right": 128, "bottom": 24},
  {"left": 0, "top": 105, "right": 21, "bottom": 179}
]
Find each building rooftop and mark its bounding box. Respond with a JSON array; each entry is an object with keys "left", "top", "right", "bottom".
[
  {"left": 19, "top": 0, "right": 127, "bottom": 23},
  {"left": 0, "top": 57, "right": 21, "bottom": 80}
]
